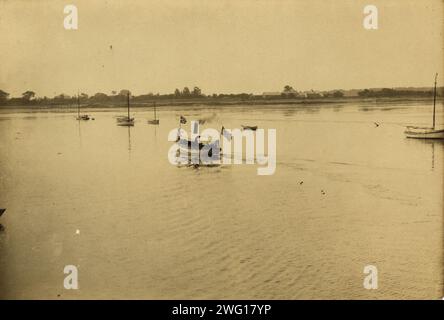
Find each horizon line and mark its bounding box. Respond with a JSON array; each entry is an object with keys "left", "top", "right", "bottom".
[{"left": 2, "top": 85, "right": 443, "bottom": 99}]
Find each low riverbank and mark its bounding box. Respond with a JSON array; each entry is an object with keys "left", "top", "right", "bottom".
[{"left": 0, "top": 96, "right": 441, "bottom": 112}]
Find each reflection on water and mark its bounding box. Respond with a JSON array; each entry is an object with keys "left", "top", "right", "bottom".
[
  {"left": 127, "top": 126, "right": 132, "bottom": 154},
  {"left": 0, "top": 101, "right": 443, "bottom": 299},
  {"left": 405, "top": 138, "right": 444, "bottom": 171},
  {"left": 77, "top": 120, "right": 82, "bottom": 146},
  {"left": 424, "top": 139, "right": 443, "bottom": 171}
]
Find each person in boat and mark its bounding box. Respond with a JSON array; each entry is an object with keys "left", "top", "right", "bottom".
[{"left": 176, "top": 133, "right": 206, "bottom": 149}]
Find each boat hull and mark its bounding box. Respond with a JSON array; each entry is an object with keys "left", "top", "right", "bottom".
[
  {"left": 175, "top": 138, "right": 221, "bottom": 165},
  {"left": 117, "top": 117, "right": 134, "bottom": 126},
  {"left": 404, "top": 127, "right": 444, "bottom": 139},
  {"left": 76, "top": 115, "right": 90, "bottom": 120},
  {"left": 117, "top": 121, "right": 134, "bottom": 126}
]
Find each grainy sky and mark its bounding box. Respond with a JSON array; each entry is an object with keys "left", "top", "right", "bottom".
[{"left": 0, "top": 0, "right": 443, "bottom": 97}]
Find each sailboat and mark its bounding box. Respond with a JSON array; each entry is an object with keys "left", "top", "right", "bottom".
[
  {"left": 117, "top": 92, "right": 134, "bottom": 126},
  {"left": 76, "top": 94, "right": 90, "bottom": 120},
  {"left": 405, "top": 73, "right": 444, "bottom": 139},
  {"left": 147, "top": 102, "right": 160, "bottom": 125}
]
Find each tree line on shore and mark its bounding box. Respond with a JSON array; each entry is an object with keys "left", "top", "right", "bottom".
[{"left": 0, "top": 85, "right": 440, "bottom": 106}]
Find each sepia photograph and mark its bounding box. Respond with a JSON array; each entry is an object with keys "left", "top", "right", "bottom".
[{"left": 0, "top": 0, "right": 443, "bottom": 305}]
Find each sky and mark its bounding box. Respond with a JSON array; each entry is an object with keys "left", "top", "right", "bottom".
[{"left": 0, "top": 0, "right": 443, "bottom": 97}]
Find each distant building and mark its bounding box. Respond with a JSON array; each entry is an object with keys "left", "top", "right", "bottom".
[
  {"left": 303, "top": 90, "right": 323, "bottom": 98},
  {"left": 262, "top": 92, "right": 282, "bottom": 98}
]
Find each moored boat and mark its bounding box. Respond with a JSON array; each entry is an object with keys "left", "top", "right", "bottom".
[
  {"left": 75, "top": 93, "right": 90, "bottom": 120},
  {"left": 404, "top": 126, "right": 444, "bottom": 139},
  {"left": 117, "top": 118, "right": 135, "bottom": 126},
  {"left": 77, "top": 114, "right": 90, "bottom": 121},
  {"left": 117, "top": 92, "right": 135, "bottom": 126},
  {"left": 147, "top": 102, "right": 160, "bottom": 125},
  {"left": 405, "top": 73, "right": 443, "bottom": 139}
]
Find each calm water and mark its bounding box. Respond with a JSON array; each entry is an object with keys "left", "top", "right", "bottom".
[{"left": 0, "top": 101, "right": 443, "bottom": 299}]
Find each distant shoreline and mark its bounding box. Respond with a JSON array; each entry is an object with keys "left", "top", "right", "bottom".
[{"left": 0, "top": 96, "right": 442, "bottom": 112}]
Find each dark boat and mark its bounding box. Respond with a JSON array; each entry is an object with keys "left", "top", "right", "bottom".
[
  {"left": 0, "top": 208, "right": 5, "bottom": 217},
  {"left": 241, "top": 125, "right": 258, "bottom": 131},
  {"left": 75, "top": 93, "right": 90, "bottom": 121},
  {"left": 176, "top": 136, "right": 221, "bottom": 162}
]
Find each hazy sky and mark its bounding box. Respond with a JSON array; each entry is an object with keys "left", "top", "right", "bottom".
[{"left": 0, "top": 0, "right": 443, "bottom": 97}]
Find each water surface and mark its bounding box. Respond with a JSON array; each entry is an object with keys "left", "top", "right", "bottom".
[{"left": 0, "top": 101, "right": 443, "bottom": 299}]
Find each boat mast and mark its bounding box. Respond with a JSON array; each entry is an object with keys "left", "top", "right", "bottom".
[
  {"left": 77, "top": 92, "right": 80, "bottom": 118},
  {"left": 127, "top": 92, "right": 130, "bottom": 119},
  {"left": 154, "top": 102, "right": 157, "bottom": 120},
  {"left": 433, "top": 73, "right": 438, "bottom": 129}
]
